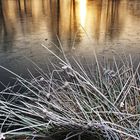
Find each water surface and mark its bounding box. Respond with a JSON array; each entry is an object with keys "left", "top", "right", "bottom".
[{"left": 0, "top": 0, "right": 140, "bottom": 89}]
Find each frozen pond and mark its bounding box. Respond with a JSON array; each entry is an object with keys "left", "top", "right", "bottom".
[{"left": 0, "top": 0, "right": 140, "bottom": 89}]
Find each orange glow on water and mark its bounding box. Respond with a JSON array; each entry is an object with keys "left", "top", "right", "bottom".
[{"left": 79, "top": 0, "right": 87, "bottom": 27}]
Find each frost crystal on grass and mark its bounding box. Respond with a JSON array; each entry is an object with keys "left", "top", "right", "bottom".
[
  {"left": 42, "top": 108, "right": 47, "bottom": 113},
  {"left": 87, "top": 121, "right": 93, "bottom": 127},
  {"left": 40, "top": 77, "right": 44, "bottom": 81},
  {"left": 62, "top": 65, "right": 68, "bottom": 70},
  {"left": 120, "top": 102, "right": 124, "bottom": 108},
  {"left": 0, "top": 133, "right": 5, "bottom": 140},
  {"left": 46, "top": 93, "right": 51, "bottom": 99},
  {"left": 64, "top": 81, "right": 69, "bottom": 87}
]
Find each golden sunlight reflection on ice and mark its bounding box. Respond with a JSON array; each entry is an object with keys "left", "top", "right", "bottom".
[{"left": 79, "top": 0, "right": 87, "bottom": 27}]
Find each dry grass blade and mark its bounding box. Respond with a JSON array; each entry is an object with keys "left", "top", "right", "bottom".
[{"left": 0, "top": 45, "right": 140, "bottom": 140}]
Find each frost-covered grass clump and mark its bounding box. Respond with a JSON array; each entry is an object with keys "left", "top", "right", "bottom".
[{"left": 0, "top": 45, "right": 140, "bottom": 140}]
